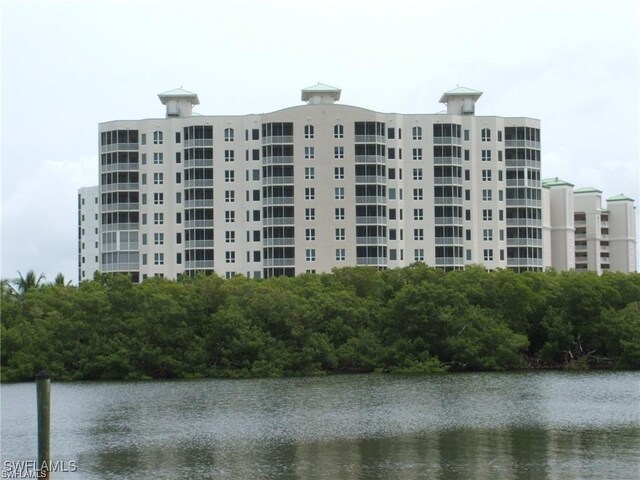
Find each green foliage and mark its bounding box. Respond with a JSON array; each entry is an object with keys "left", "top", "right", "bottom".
[{"left": 1, "top": 268, "right": 638, "bottom": 382}]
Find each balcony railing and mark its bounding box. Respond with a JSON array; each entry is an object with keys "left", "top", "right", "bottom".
[
  {"left": 354, "top": 134, "right": 386, "bottom": 143},
  {"left": 263, "top": 258, "right": 295, "bottom": 267},
  {"left": 355, "top": 216, "right": 386, "bottom": 225},
  {"left": 102, "top": 223, "right": 139, "bottom": 232},
  {"left": 433, "top": 157, "right": 462, "bottom": 166},
  {"left": 262, "top": 197, "right": 294, "bottom": 206},
  {"left": 100, "top": 163, "right": 139, "bottom": 173},
  {"left": 184, "top": 199, "right": 214, "bottom": 209},
  {"left": 262, "top": 135, "right": 294, "bottom": 145},
  {"left": 185, "top": 260, "right": 215, "bottom": 269},
  {"left": 354, "top": 155, "right": 386, "bottom": 164},
  {"left": 507, "top": 258, "right": 543, "bottom": 266},
  {"left": 356, "top": 257, "right": 387, "bottom": 266},
  {"left": 100, "top": 182, "right": 138, "bottom": 193},
  {"left": 355, "top": 196, "right": 386, "bottom": 204},
  {"left": 102, "top": 202, "right": 139, "bottom": 212},
  {"left": 435, "top": 257, "right": 464, "bottom": 265},
  {"left": 263, "top": 217, "right": 295, "bottom": 226},
  {"left": 263, "top": 238, "right": 295, "bottom": 247},
  {"left": 262, "top": 156, "right": 293, "bottom": 165},
  {"left": 433, "top": 137, "right": 462, "bottom": 145},
  {"left": 506, "top": 198, "right": 542, "bottom": 207},
  {"left": 184, "top": 179, "right": 214, "bottom": 188},
  {"left": 262, "top": 176, "right": 294, "bottom": 186},
  {"left": 100, "top": 143, "right": 139, "bottom": 153},
  {"left": 435, "top": 237, "right": 463, "bottom": 245},
  {"left": 505, "top": 139, "right": 541, "bottom": 149},
  {"left": 356, "top": 236, "right": 386, "bottom": 245},
  {"left": 434, "top": 196, "right": 463, "bottom": 205},
  {"left": 355, "top": 175, "right": 386, "bottom": 184},
  {"left": 506, "top": 238, "right": 543, "bottom": 246},
  {"left": 506, "top": 218, "right": 542, "bottom": 226},
  {"left": 184, "top": 158, "right": 214, "bottom": 168},
  {"left": 184, "top": 220, "right": 214, "bottom": 228},
  {"left": 505, "top": 159, "right": 540, "bottom": 169},
  {"left": 434, "top": 216, "right": 463, "bottom": 225},
  {"left": 434, "top": 176, "right": 463, "bottom": 186},
  {"left": 185, "top": 240, "right": 214, "bottom": 249}
]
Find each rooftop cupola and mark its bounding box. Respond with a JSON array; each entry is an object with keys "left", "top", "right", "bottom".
[
  {"left": 439, "top": 86, "right": 483, "bottom": 115},
  {"left": 158, "top": 87, "right": 200, "bottom": 118},
  {"left": 301, "top": 83, "right": 341, "bottom": 105}
]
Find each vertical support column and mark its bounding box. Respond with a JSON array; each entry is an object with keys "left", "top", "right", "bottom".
[{"left": 36, "top": 370, "right": 51, "bottom": 479}]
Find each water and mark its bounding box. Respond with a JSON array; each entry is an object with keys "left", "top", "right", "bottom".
[{"left": 1, "top": 372, "right": 639, "bottom": 479}]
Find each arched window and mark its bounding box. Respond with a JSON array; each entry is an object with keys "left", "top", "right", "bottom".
[
  {"left": 304, "top": 125, "right": 315, "bottom": 139},
  {"left": 153, "top": 130, "right": 163, "bottom": 145},
  {"left": 224, "top": 128, "right": 234, "bottom": 142},
  {"left": 481, "top": 128, "right": 491, "bottom": 142},
  {"left": 333, "top": 124, "right": 344, "bottom": 139},
  {"left": 412, "top": 126, "right": 422, "bottom": 140}
]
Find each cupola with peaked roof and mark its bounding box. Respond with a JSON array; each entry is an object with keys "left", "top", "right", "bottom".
[
  {"left": 301, "top": 83, "right": 341, "bottom": 104},
  {"left": 439, "top": 86, "right": 483, "bottom": 115},
  {"left": 158, "top": 87, "right": 200, "bottom": 118}
]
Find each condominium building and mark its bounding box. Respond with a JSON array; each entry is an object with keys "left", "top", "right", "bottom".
[
  {"left": 78, "top": 186, "right": 100, "bottom": 281},
  {"left": 77, "top": 83, "right": 629, "bottom": 282},
  {"left": 542, "top": 179, "right": 637, "bottom": 273}
]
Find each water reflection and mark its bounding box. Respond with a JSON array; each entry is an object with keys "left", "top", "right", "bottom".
[{"left": 2, "top": 372, "right": 639, "bottom": 479}]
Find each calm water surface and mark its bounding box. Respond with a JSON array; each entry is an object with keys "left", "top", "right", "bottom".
[{"left": 2, "top": 372, "right": 639, "bottom": 479}]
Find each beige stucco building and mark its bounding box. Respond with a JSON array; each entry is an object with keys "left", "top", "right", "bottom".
[{"left": 78, "top": 84, "right": 635, "bottom": 282}]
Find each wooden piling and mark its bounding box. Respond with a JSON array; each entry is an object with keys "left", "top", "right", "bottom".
[{"left": 36, "top": 370, "right": 50, "bottom": 479}]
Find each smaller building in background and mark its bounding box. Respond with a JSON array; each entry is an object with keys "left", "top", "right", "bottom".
[
  {"left": 543, "top": 178, "right": 636, "bottom": 273},
  {"left": 78, "top": 186, "right": 100, "bottom": 282}
]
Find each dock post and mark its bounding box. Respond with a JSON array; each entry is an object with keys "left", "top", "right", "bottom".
[{"left": 36, "top": 370, "right": 51, "bottom": 479}]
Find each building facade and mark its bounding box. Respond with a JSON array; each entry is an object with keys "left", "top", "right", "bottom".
[
  {"left": 78, "top": 84, "right": 634, "bottom": 282},
  {"left": 78, "top": 186, "right": 101, "bottom": 281},
  {"left": 542, "top": 179, "right": 637, "bottom": 273}
]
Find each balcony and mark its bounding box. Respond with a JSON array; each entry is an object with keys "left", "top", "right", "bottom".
[
  {"left": 262, "top": 156, "right": 293, "bottom": 165},
  {"left": 355, "top": 175, "right": 386, "bottom": 184},
  {"left": 263, "top": 217, "right": 295, "bottom": 226},
  {"left": 262, "top": 176, "right": 294, "bottom": 186},
  {"left": 185, "top": 260, "right": 215, "bottom": 270},
  {"left": 102, "top": 202, "right": 139, "bottom": 212},
  {"left": 434, "top": 176, "right": 463, "bottom": 186},
  {"left": 354, "top": 134, "right": 386, "bottom": 143},
  {"left": 100, "top": 143, "right": 139, "bottom": 153},
  {"left": 262, "top": 135, "right": 294, "bottom": 145},
  {"left": 356, "top": 216, "right": 386, "bottom": 225},
  {"left": 101, "top": 163, "right": 139, "bottom": 173},
  {"left": 184, "top": 158, "right": 214, "bottom": 168},
  {"left": 184, "top": 138, "right": 214, "bottom": 148},
  {"left": 355, "top": 196, "right": 386, "bottom": 204},
  {"left": 263, "top": 237, "right": 295, "bottom": 247},
  {"left": 435, "top": 237, "right": 463, "bottom": 245},
  {"left": 262, "top": 196, "right": 294, "bottom": 206},
  {"left": 102, "top": 262, "right": 139, "bottom": 272},
  {"left": 433, "top": 157, "right": 462, "bottom": 166},
  {"left": 354, "top": 155, "right": 386, "bottom": 164},
  {"left": 574, "top": 220, "right": 587, "bottom": 227},
  {"left": 184, "top": 199, "right": 214, "bottom": 209},
  {"left": 507, "top": 258, "right": 543, "bottom": 267},
  {"left": 506, "top": 218, "right": 542, "bottom": 227},
  {"left": 184, "top": 179, "right": 214, "bottom": 188},
  {"left": 185, "top": 240, "right": 214, "bottom": 249},
  {"left": 102, "top": 223, "right": 139, "bottom": 232},
  {"left": 505, "top": 139, "right": 541, "bottom": 149},
  {"left": 100, "top": 182, "right": 138, "bottom": 193},
  {"left": 506, "top": 238, "right": 543, "bottom": 246},
  {"left": 356, "top": 236, "right": 387, "bottom": 245},
  {"left": 434, "top": 216, "right": 463, "bottom": 225},
  {"left": 506, "top": 198, "right": 542, "bottom": 207},
  {"left": 505, "top": 159, "right": 540, "bottom": 169},
  {"left": 435, "top": 257, "right": 464, "bottom": 266},
  {"left": 356, "top": 258, "right": 388, "bottom": 266},
  {"left": 184, "top": 220, "right": 214, "bottom": 228},
  {"left": 434, "top": 196, "right": 463, "bottom": 205},
  {"left": 263, "top": 258, "right": 295, "bottom": 267},
  {"left": 433, "top": 137, "right": 462, "bottom": 146}
]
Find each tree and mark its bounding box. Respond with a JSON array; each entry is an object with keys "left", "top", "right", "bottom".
[
  {"left": 53, "top": 273, "right": 72, "bottom": 287},
  {"left": 12, "top": 270, "right": 46, "bottom": 296}
]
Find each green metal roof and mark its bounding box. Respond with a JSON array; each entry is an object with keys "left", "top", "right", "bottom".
[
  {"left": 301, "top": 82, "right": 341, "bottom": 93},
  {"left": 158, "top": 87, "right": 200, "bottom": 105},
  {"left": 542, "top": 177, "right": 574, "bottom": 188},
  {"left": 607, "top": 194, "right": 635, "bottom": 202},
  {"left": 574, "top": 187, "right": 602, "bottom": 194}
]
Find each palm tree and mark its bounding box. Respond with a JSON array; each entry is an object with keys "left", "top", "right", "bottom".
[
  {"left": 54, "top": 273, "right": 72, "bottom": 287},
  {"left": 13, "top": 270, "right": 46, "bottom": 296}
]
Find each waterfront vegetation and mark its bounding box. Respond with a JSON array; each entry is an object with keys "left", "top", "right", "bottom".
[{"left": 1, "top": 266, "right": 639, "bottom": 382}]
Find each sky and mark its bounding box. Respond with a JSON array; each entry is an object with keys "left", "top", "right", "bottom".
[{"left": 2, "top": 0, "right": 639, "bottom": 283}]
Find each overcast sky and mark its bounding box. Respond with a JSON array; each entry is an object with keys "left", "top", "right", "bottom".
[{"left": 2, "top": 0, "right": 639, "bottom": 283}]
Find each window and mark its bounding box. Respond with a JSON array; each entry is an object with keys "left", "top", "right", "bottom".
[
  {"left": 154, "top": 253, "right": 164, "bottom": 265},
  {"left": 414, "top": 208, "right": 424, "bottom": 221},
  {"left": 483, "top": 249, "right": 494, "bottom": 261},
  {"left": 414, "top": 249, "right": 425, "bottom": 261},
  {"left": 252, "top": 129, "right": 259, "bottom": 140},
  {"left": 176, "top": 172, "right": 181, "bottom": 184},
  {"left": 305, "top": 167, "right": 315, "bottom": 179},
  {"left": 175, "top": 132, "right": 181, "bottom": 143},
  {"left": 154, "top": 233, "right": 164, "bottom": 245},
  {"left": 334, "top": 124, "right": 344, "bottom": 138},
  {"left": 414, "top": 228, "right": 424, "bottom": 241},
  {"left": 335, "top": 228, "right": 345, "bottom": 240},
  {"left": 483, "top": 229, "right": 493, "bottom": 241},
  {"left": 387, "top": 128, "right": 395, "bottom": 139},
  {"left": 225, "top": 231, "right": 235, "bottom": 243},
  {"left": 305, "top": 147, "right": 315, "bottom": 159},
  {"left": 305, "top": 208, "right": 315, "bottom": 220},
  {"left": 305, "top": 228, "right": 316, "bottom": 241},
  {"left": 224, "top": 128, "right": 234, "bottom": 142},
  {"left": 225, "top": 190, "right": 235, "bottom": 203},
  {"left": 482, "top": 189, "right": 492, "bottom": 201},
  {"left": 498, "top": 170, "right": 503, "bottom": 181},
  {"left": 334, "top": 146, "right": 344, "bottom": 159},
  {"left": 153, "top": 131, "right": 163, "bottom": 144},
  {"left": 413, "top": 168, "right": 423, "bottom": 181},
  {"left": 304, "top": 125, "right": 315, "bottom": 139},
  {"left": 153, "top": 153, "right": 163, "bottom": 164},
  {"left": 412, "top": 148, "right": 422, "bottom": 160},
  {"left": 154, "top": 213, "right": 163, "bottom": 225},
  {"left": 388, "top": 188, "right": 396, "bottom": 200},
  {"left": 466, "top": 249, "right": 472, "bottom": 261},
  {"left": 464, "top": 170, "right": 470, "bottom": 181},
  {"left": 388, "top": 168, "right": 396, "bottom": 180},
  {"left": 225, "top": 170, "right": 235, "bottom": 182},
  {"left": 335, "top": 187, "right": 345, "bottom": 200},
  {"left": 483, "top": 209, "right": 493, "bottom": 221},
  {"left": 305, "top": 187, "right": 315, "bottom": 200},
  {"left": 499, "top": 190, "right": 504, "bottom": 201},
  {"left": 141, "top": 134, "right": 147, "bottom": 145},
  {"left": 225, "top": 150, "right": 235, "bottom": 162},
  {"left": 225, "top": 211, "right": 235, "bottom": 223},
  {"left": 336, "top": 248, "right": 346, "bottom": 261},
  {"left": 498, "top": 130, "right": 503, "bottom": 142},
  {"left": 413, "top": 188, "right": 423, "bottom": 201},
  {"left": 388, "top": 148, "right": 396, "bottom": 159},
  {"left": 481, "top": 128, "right": 491, "bottom": 142},
  {"left": 153, "top": 172, "right": 163, "bottom": 184},
  {"left": 464, "top": 129, "right": 470, "bottom": 141},
  {"left": 225, "top": 251, "right": 236, "bottom": 263},
  {"left": 153, "top": 193, "right": 163, "bottom": 205},
  {"left": 464, "top": 150, "right": 470, "bottom": 161},
  {"left": 412, "top": 126, "right": 422, "bottom": 140},
  {"left": 141, "top": 154, "right": 147, "bottom": 165},
  {"left": 334, "top": 167, "right": 344, "bottom": 179},
  {"left": 465, "top": 189, "right": 471, "bottom": 201},
  {"left": 176, "top": 152, "right": 181, "bottom": 163},
  {"left": 335, "top": 207, "right": 345, "bottom": 220},
  {"left": 306, "top": 249, "right": 316, "bottom": 261},
  {"left": 482, "top": 169, "right": 492, "bottom": 181},
  {"left": 498, "top": 151, "right": 503, "bottom": 162},
  {"left": 482, "top": 150, "right": 491, "bottom": 161},
  {"left": 466, "top": 229, "right": 471, "bottom": 241}
]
